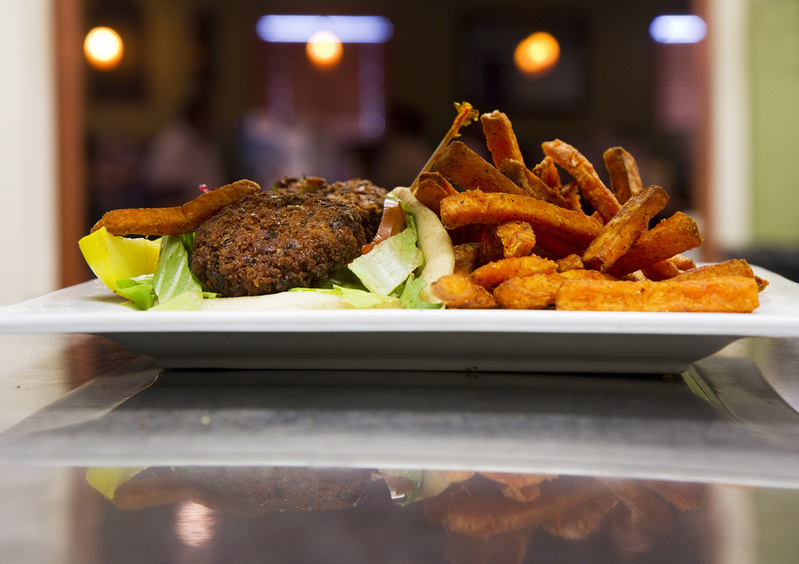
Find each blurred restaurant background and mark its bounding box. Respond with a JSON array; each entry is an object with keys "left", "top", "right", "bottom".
[{"left": 1, "top": 0, "right": 798, "bottom": 305}]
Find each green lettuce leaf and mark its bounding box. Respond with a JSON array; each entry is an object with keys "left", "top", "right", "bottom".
[
  {"left": 150, "top": 235, "right": 204, "bottom": 310},
  {"left": 114, "top": 275, "right": 156, "bottom": 310},
  {"left": 347, "top": 204, "right": 424, "bottom": 296},
  {"left": 400, "top": 274, "right": 441, "bottom": 309},
  {"left": 290, "top": 286, "right": 401, "bottom": 308}
]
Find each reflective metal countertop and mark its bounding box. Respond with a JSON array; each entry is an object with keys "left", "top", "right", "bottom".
[{"left": 1, "top": 334, "right": 799, "bottom": 563}]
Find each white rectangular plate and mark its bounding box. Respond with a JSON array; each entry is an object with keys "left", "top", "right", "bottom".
[{"left": 1, "top": 266, "right": 798, "bottom": 373}]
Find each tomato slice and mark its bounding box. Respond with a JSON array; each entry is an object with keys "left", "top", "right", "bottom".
[{"left": 362, "top": 198, "right": 406, "bottom": 254}]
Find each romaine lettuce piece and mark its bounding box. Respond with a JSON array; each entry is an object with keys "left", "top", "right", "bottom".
[
  {"left": 114, "top": 275, "right": 156, "bottom": 310},
  {"left": 150, "top": 235, "right": 204, "bottom": 310},
  {"left": 348, "top": 206, "right": 424, "bottom": 296}
]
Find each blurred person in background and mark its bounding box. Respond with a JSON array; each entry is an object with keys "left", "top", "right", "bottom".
[
  {"left": 140, "top": 95, "right": 226, "bottom": 207},
  {"left": 370, "top": 105, "right": 433, "bottom": 189}
]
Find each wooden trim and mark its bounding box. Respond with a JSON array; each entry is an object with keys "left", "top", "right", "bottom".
[{"left": 54, "top": 0, "right": 91, "bottom": 287}]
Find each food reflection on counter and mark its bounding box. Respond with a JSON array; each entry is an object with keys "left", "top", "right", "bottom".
[{"left": 86, "top": 467, "right": 708, "bottom": 563}]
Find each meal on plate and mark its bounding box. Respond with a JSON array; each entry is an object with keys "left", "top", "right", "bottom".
[{"left": 79, "top": 102, "right": 767, "bottom": 312}]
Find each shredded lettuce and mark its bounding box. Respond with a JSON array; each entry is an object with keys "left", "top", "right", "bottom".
[
  {"left": 290, "top": 286, "right": 402, "bottom": 308},
  {"left": 399, "top": 274, "right": 440, "bottom": 309},
  {"left": 348, "top": 202, "right": 424, "bottom": 296}
]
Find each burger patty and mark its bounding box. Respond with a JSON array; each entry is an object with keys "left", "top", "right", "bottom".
[
  {"left": 274, "top": 177, "right": 387, "bottom": 239},
  {"left": 190, "top": 179, "right": 386, "bottom": 297}
]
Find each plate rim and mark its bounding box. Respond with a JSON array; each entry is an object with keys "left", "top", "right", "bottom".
[{"left": 1, "top": 265, "right": 797, "bottom": 339}]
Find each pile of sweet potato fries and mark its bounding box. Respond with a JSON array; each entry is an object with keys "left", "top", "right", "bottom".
[{"left": 412, "top": 106, "right": 766, "bottom": 312}]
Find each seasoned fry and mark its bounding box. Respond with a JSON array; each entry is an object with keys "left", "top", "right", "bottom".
[
  {"left": 91, "top": 179, "right": 260, "bottom": 236},
  {"left": 413, "top": 173, "right": 457, "bottom": 217},
  {"left": 560, "top": 269, "right": 619, "bottom": 281},
  {"left": 495, "top": 270, "right": 621, "bottom": 310},
  {"left": 493, "top": 273, "right": 563, "bottom": 309},
  {"left": 481, "top": 221, "right": 538, "bottom": 262},
  {"left": 531, "top": 156, "right": 562, "bottom": 190},
  {"left": 640, "top": 259, "right": 682, "bottom": 281},
  {"left": 411, "top": 101, "right": 479, "bottom": 190},
  {"left": 431, "top": 273, "right": 498, "bottom": 309},
  {"left": 481, "top": 110, "right": 525, "bottom": 168},
  {"left": 500, "top": 158, "right": 573, "bottom": 208},
  {"left": 434, "top": 141, "right": 529, "bottom": 196},
  {"left": 419, "top": 105, "right": 767, "bottom": 313},
  {"left": 556, "top": 254, "right": 584, "bottom": 272},
  {"left": 603, "top": 147, "right": 643, "bottom": 204},
  {"left": 481, "top": 221, "right": 535, "bottom": 264},
  {"left": 496, "top": 221, "right": 537, "bottom": 258},
  {"left": 670, "top": 254, "right": 697, "bottom": 271},
  {"left": 453, "top": 242, "right": 481, "bottom": 276},
  {"left": 532, "top": 232, "right": 586, "bottom": 260},
  {"left": 471, "top": 255, "right": 557, "bottom": 288},
  {"left": 420, "top": 171, "right": 458, "bottom": 194},
  {"left": 672, "top": 258, "right": 769, "bottom": 291},
  {"left": 582, "top": 185, "right": 669, "bottom": 271},
  {"left": 606, "top": 211, "right": 703, "bottom": 277},
  {"left": 440, "top": 190, "right": 602, "bottom": 250},
  {"left": 555, "top": 276, "right": 760, "bottom": 313},
  {"left": 542, "top": 139, "right": 621, "bottom": 223},
  {"left": 559, "top": 180, "right": 583, "bottom": 212}
]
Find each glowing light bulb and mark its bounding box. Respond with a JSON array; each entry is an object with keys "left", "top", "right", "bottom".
[
  {"left": 84, "top": 27, "right": 124, "bottom": 71},
  {"left": 306, "top": 30, "right": 343, "bottom": 70},
  {"left": 514, "top": 32, "right": 560, "bottom": 77}
]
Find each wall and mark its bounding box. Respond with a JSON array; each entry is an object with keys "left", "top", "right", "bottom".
[
  {"left": 0, "top": 2, "right": 58, "bottom": 305},
  {"left": 749, "top": 0, "right": 799, "bottom": 245}
]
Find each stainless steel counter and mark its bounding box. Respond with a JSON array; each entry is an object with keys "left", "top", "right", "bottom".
[{"left": 1, "top": 333, "right": 799, "bottom": 563}]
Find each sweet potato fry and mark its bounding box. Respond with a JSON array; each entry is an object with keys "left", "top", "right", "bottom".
[
  {"left": 422, "top": 171, "right": 458, "bottom": 194},
  {"left": 560, "top": 269, "right": 619, "bottom": 281},
  {"left": 582, "top": 185, "right": 669, "bottom": 271},
  {"left": 411, "top": 101, "right": 479, "bottom": 190},
  {"left": 640, "top": 260, "right": 682, "bottom": 281},
  {"left": 542, "top": 139, "right": 621, "bottom": 223},
  {"left": 481, "top": 110, "right": 525, "bottom": 168},
  {"left": 493, "top": 269, "right": 618, "bottom": 310},
  {"left": 431, "top": 273, "right": 498, "bottom": 308},
  {"left": 603, "top": 147, "right": 643, "bottom": 204},
  {"left": 555, "top": 276, "right": 760, "bottom": 313},
  {"left": 91, "top": 179, "right": 260, "bottom": 236},
  {"left": 496, "top": 220, "right": 537, "bottom": 258},
  {"left": 493, "top": 273, "right": 564, "bottom": 309},
  {"left": 413, "top": 173, "right": 457, "bottom": 217},
  {"left": 478, "top": 220, "right": 537, "bottom": 263},
  {"left": 606, "top": 212, "right": 703, "bottom": 277},
  {"left": 556, "top": 254, "right": 584, "bottom": 272},
  {"left": 434, "top": 141, "right": 529, "bottom": 196},
  {"left": 531, "top": 156, "right": 562, "bottom": 190},
  {"left": 500, "top": 158, "right": 573, "bottom": 208},
  {"left": 672, "top": 258, "right": 769, "bottom": 291},
  {"left": 559, "top": 181, "right": 583, "bottom": 212},
  {"left": 532, "top": 232, "right": 586, "bottom": 260},
  {"left": 471, "top": 255, "right": 558, "bottom": 288},
  {"left": 440, "top": 190, "right": 602, "bottom": 250},
  {"left": 453, "top": 242, "right": 481, "bottom": 276},
  {"left": 670, "top": 254, "right": 697, "bottom": 271}
]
